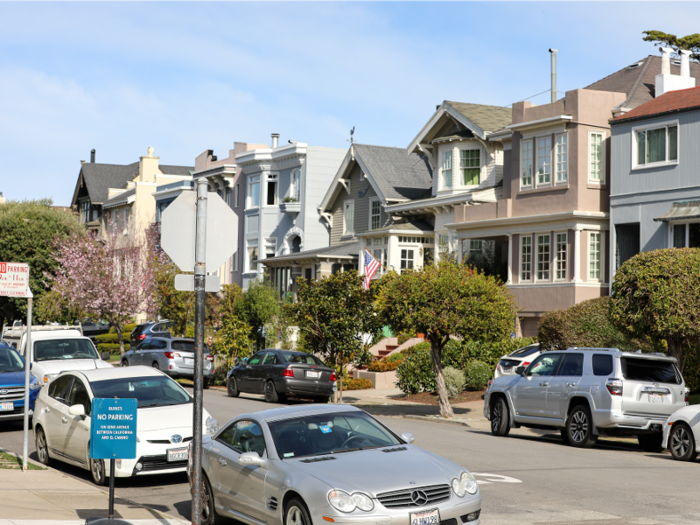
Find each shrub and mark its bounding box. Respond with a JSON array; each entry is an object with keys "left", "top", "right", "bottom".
[
  {"left": 367, "top": 352, "right": 405, "bottom": 372},
  {"left": 464, "top": 361, "right": 492, "bottom": 390},
  {"left": 107, "top": 323, "right": 137, "bottom": 335},
  {"left": 443, "top": 367, "right": 465, "bottom": 398},
  {"left": 97, "top": 343, "right": 130, "bottom": 355},
  {"left": 396, "top": 331, "right": 416, "bottom": 345},
  {"left": 95, "top": 333, "right": 119, "bottom": 344},
  {"left": 385, "top": 352, "right": 404, "bottom": 363},
  {"left": 343, "top": 377, "right": 373, "bottom": 390}
]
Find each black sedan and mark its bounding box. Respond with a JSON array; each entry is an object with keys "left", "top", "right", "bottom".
[{"left": 226, "top": 349, "right": 336, "bottom": 403}]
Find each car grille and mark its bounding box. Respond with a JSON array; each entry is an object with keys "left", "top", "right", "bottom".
[
  {"left": 147, "top": 437, "right": 192, "bottom": 444},
  {"left": 136, "top": 455, "right": 188, "bottom": 473},
  {"left": 377, "top": 484, "right": 451, "bottom": 508},
  {"left": 0, "top": 387, "right": 25, "bottom": 401}
]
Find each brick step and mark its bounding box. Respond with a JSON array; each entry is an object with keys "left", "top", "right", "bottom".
[{"left": 384, "top": 345, "right": 399, "bottom": 352}]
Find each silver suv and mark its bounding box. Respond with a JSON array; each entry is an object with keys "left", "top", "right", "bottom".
[{"left": 484, "top": 348, "right": 688, "bottom": 450}]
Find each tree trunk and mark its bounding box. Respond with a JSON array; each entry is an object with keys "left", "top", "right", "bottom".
[
  {"left": 667, "top": 338, "right": 685, "bottom": 371},
  {"left": 430, "top": 340, "right": 454, "bottom": 419},
  {"left": 116, "top": 325, "right": 125, "bottom": 356}
]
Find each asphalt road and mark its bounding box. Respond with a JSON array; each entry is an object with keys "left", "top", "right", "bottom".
[{"left": 2, "top": 387, "right": 700, "bottom": 524}]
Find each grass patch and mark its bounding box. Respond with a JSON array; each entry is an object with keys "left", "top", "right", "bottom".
[
  {"left": 0, "top": 451, "right": 46, "bottom": 470},
  {"left": 689, "top": 393, "right": 700, "bottom": 405}
]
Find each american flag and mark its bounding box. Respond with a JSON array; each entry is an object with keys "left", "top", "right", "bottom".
[{"left": 363, "top": 250, "right": 381, "bottom": 290}]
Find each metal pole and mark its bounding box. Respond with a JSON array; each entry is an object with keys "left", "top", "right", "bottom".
[
  {"left": 549, "top": 48, "right": 558, "bottom": 104},
  {"left": 22, "top": 293, "right": 32, "bottom": 472},
  {"left": 109, "top": 458, "right": 115, "bottom": 519},
  {"left": 191, "top": 179, "right": 208, "bottom": 525}
]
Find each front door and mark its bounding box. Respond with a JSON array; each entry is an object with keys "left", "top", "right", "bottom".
[
  {"left": 62, "top": 378, "right": 92, "bottom": 467},
  {"left": 546, "top": 353, "right": 584, "bottom": 419},
  {"left": 131, "top": 340, "right": 150, "bottom": 366},
  {"left": 512, "top": 353, "right": 563, "bottom": 418},
  {"left": 239, "top": 353, "right": 264, "bottom": 393},
  {"left": 43, "top": 375, "right": 74, "bottom": 457}
]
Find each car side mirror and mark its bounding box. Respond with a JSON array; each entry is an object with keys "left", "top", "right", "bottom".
[
  {"left": 101, "top": 351, "right": 111, "bottom": 361},
  {"left": 515, "top": 366, "right": 526, "bottom": 376},
  {"left": 68, "top": 404, "right": 86, "bottom": 417},
  {"left": 400, "top": 432, "right": 415, "bottom": 444},
  {"left": 238, "top": 451, "right": 267, "bottom": 468}
]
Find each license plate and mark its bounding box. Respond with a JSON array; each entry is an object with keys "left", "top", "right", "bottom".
[
  {"left": 184, "top": 358, "right": 194, "bottom": 365},
  {"left": 167, "top": 447, "right": 189, "bottom": 462},
  {"left": 306, "top": 370, "right": 320, "bottom": 379},
  {"left": 649, "top": 394, "right": 663, "bottom": 404},
  {"left": 502, "top": 366, "right": 512, "bottom": 373},
  {"left": 410, "top": 508, "right": 440, "bottom": 525},
  {"left": 0, "top": 402, "right": 13, "bottom": 412}
]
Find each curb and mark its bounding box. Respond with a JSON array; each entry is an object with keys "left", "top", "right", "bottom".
[
  {"left": 402, "top": 415, "right": 472, "bottom": 428},
  {"left": 0, "top": 447, "right": 47, "bottom": 470}
]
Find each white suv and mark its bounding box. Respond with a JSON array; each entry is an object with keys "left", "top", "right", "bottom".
[{"left": 484, "top": 348, "right": 688, "bottom": 451}]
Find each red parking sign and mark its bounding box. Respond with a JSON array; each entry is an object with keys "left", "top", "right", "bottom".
[{"left": 0, "top": 262, "right": 30, "bottom": 297}]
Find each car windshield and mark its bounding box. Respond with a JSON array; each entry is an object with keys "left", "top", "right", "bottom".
[
  {"left": 0, "top": 348, "right": 24, "bottom": 372},
  {"left": 280, "top": 351, "right": 325, "bottom": 366},
  {"left": 509, "top": 345, "right": 540, "bottom": 358},
  {"left": 268, "top": 411, "right": 402, "bottom": 459},
  {"left": 90, "top": 376, "right": 192, "bottom": 408},
  {"left": 34, "top": 339, "right": 100, "bottom": 361}
]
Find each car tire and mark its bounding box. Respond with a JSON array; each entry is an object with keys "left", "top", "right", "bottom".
[
  {"left": 90, "top": 457, "right": 108, "bottom": 486},
  {"left": 285, "top": 497, "right": 312, "bottom": 525},
  {"left": 121, "top": 359, "right": 129, "bottom": 367},
  {"left": 227, "top": 377, "right": 239, "bottom": 398},
  {"left": 669, "top": 423, "right": 698, "bottom": 461},
  {"left": 201, "top": 473, "right": 222, "bottom": 525},
  {"left": 152, "top": 362, "right": 160, "bottom": 370},
  {"left": 203, "top": 378, "right": 210, "bottom": 390},
  {"left": 35, "top": 427, "right": 50, "bottom": 466},
  {"left": 490, "top": 397, "right": 510, "bottom": 437},
  {"left": 566, "top": 404, "right": 598, "bottom": 448},
  {"left": 265, "top": 380, "right": 280, "bottom": 403},
  {"left": 638, "top": 432, "right": 664, "bottom": 453}
]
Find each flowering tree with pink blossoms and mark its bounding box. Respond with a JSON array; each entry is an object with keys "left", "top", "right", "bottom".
[{"left": 50, "top": 222, "right": 158, "bottom": 355}]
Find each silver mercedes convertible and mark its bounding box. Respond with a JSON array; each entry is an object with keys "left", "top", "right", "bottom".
[{"left": 188, "top": 404, "right": 481, "bottom": 525}]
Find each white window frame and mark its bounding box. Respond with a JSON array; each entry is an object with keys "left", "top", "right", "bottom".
[
  {"left": 520, "top": 234, "right": 532, "bottom": 282},
  {"left": 555, "top": 133, "right": 568, "bottom": 183},
  {"left": 265, "top": 172, "right": 279, "bottom": 206},
  {"left": 521, "top": 139, "right": 533, "bottom": 188},
  {"left": 588, "top": 131, "right": 606, "bottom": 183},
  {"left": 246, "top": 238, "right": 259, "bottom": 273},
  {"left": 400, "top": 248, "right": 414, "bottom": 271},
  {"left": 343, "top": 201, "right": 355, "bottom": 236},
  {"left": 369, "top": 198, "right": 381, "bottom": 230},
  {"left": 290, "top": 169, "right": 302, "bottom": 202},
  {"left": 264, "top": 237, "right": 277, "bottom": 259},
  {"left": 459, "top": 148, "right": 481, "bottom": 186},
  {"left": 588, "top": 231, "right": 602, "bottom": 281},
  {"left": 631, "top": 119, "right": 679, "bottom": 170},
  {"left": 536, "top": 234, "right": 551, "bottom": 282},
  {"left": 554, "top": 232, "right": 567, "bottom": 281},
  {"left": 247, "top": 175, "right": 260, "bottom": 209},
  {"left": 441, "top": 150, "right": 453, "bottom": 189},
  {"left": 536, "top": 137, "right": 552, "bottom": 185}
]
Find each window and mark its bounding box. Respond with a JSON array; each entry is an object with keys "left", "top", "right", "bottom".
[
  {"left": 438, "top": 234, "right": 450, "bottom": 258},
  {"left": 370, "top": 199, "right": 381, "bottom": 230},
  {"left": 441, "top": 151, "right": 453, "bottom": 189},
  {"left": 589, "top": 132, "right": 604, "bottom": 182},
  {"left": 537, "top": 137, "right": 551, "bottom": 185},
  {"left": 233, "top": 250, "right": 239, "bottom": 272},
  {"left": 526, "top": 354, "right": 563, "bottom": 376},
  {"left": 555, "top": 233, "right": 567, "bottom": 280},
  {"left": 589, "top": 232, "right": 601, "bottom": 280},
  {"left": 556, "top": 354, "right": 584, "bottom": 377},
  {"left": 247, "top": 239, "right": 259, "bottom": 273},
  {"left": 592, "top": 354, "right": 613, "bottom": 376},
  {"left": 521, "top": 235, "right": 532, "bottom": 281},
  {"left": 372, "top": 237, "right": 383, "bottom": 246},
  {"left": 372, "top": 249, "right": 386, "bottom": 274},
  {"left": 460, "top": 150, "right": 480, "bottom": 186},
  {"left": 248, "top": 176, "right": 260, "bottom": 208},
  {"left": 217, "top": 420, "right": 266, "bottom": 457},
  {"left": 290, "top": 169, "right": 301, "bottom": 202},
  {"left": 343, "top": 202, "right": 354, "bottom": 235},
  {"left": 80, "top": 201, "right": 90, "bottom": 223},
  {"left": 225, "top": 188, "right": 232, "bottom": 207},
  {"left": 400, "top": 249, "right": 414, "bottom": 270},
  {"left": 521, "top": 140, "right": 533, "bottom": 187},
  {"left": 267, "top": 174, "right": 278, "bottom": 205},
  {"left": 615, "top": 224, "right": 640, "bottom": 269},
  {"left": 537, "top": 234, "right": 550, "bottom": 281},
  {"left": 556, "top": 134, "right": 567, "bottom": 182},
  {"left": 265, "top": 238, "right": 276, "bottom": 259},
  {"left": 469, "top": 239, "right": 482, "bottom": 252},
  {"left": 672, "top": 223, "right": 700, "bottom": 248},
  {"left": 235, "top": 184, "right": 240, "bottom": 208},
  {"left": 635, "top": 123, "right": 678, "bottom": 167}
]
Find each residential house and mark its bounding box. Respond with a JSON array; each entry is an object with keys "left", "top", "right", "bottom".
[
  {"left": 609, "top": 50, "right": 700, "bottom": 278},
  {"left": 234, "top": 135, "right": 346, "bottom": 290}
]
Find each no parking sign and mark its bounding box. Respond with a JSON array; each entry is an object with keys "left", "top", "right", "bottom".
[{"left": 90, "top": 398, "right": 137, "bottom": 460}]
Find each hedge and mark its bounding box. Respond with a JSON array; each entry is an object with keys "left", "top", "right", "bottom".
[
  {"left": 368, "top": 353, "right": 405, "bottom": 372},
  {"left": 97, "top": 343, "right": 130, "bottom": 354},
  {"left": 342, "top": 377, "right": 373, "bottom": 390}
]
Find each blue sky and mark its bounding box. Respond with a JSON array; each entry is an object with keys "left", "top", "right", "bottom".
[{"left": 1, "top": 2, "right": 698, "bottom": 206}]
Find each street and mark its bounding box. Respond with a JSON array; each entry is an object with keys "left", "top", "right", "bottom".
[{"left": 2, "top": 387, "right": 700, "bottom": 524}]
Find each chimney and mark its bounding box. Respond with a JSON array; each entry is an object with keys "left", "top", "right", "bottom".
[
  {"left": 549, "top": 48, "right": 558, "bottom": 104},
  {"left": 681, "top": 49, "right": 692, "bottom": 77},
  {"left": 656, "top": 47, "right": 696, "bottom": 97},
  {"left": 271, "top": 133, "right": 279, "bottom": 149},
  {"left": 80, "top": 160, "right": 85, "bottom": 165},
  {"left": 661, "top": 47, "right": 673, "bottom": 74},
  {"left": 90, "top": 149, "right": 95, "bottom": 163}
]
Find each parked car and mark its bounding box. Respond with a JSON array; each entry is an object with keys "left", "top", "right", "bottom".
[
  {"left": 130, "top": 321, "right": 174, "bottom": 347},
  {"left": 80, "top": 319, "right": 111, "bottom": 342},
  {"left": 494, "top": 343, "right": 541, "bottom": 378},
  {"left": 662, "top": 403, "right": 700, "bottom": 461},
  {"left": 120, "top": 337, "right": 214, "bottom": 387},
  {"left": 226, "top": 350, "right": 336, "bottom": 403},
  {"left": 484, "top": 348, "right": 687, "bottom": 450},
  {"left": 189, "top": 404, "right": 481, "bottom": 525},
  {"left": 33, "top": 366, "right": 219, "bottom": 485},
  {"left": 0, "top": 343, "right": 41, "bottom": 421}
]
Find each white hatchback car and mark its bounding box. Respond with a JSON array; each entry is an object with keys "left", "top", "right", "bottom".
[
  {"left": 493, "top": 343, "right": 541, "bottom": 378},
  {"left": 32, "top": 366, "right": 219, "bottom": 485},
  {"left": 663, "top": 404, "right": 700, "bottom": 461}
]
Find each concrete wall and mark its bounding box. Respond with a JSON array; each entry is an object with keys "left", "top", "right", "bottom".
[{"left": 305, "top": 146, "right": 347, "bottom": 249}]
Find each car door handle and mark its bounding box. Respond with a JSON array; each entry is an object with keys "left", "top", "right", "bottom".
[
  {"left": 539, "top": 382, "right": 549, "bottom": 387},
  {"left": 61, "top": 417, "right": 67, "bottom": 424},
  {"left": 567, "top": 382, "right": 576, "bottom": 387},
  {"left": 45, "top": 407, "right": 50, "bottom": 413},
  {"left": 218, "top": 458, "right": 227, "bottom": 466}
]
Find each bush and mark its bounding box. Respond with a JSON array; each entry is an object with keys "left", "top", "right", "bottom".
[
  {"left": 95, "top": 333, "right": 119, "bottom": 344},
  {"left": 464, "top": 361, "right": 492, "bottom": 390},
  {"left": 342, "top": 377, "right": 373, "bottom": 390},
  {"left": 367, "top": 352, "right": 405, "bottom": 372},
  {"left": 443, "top": 366, "right": 465, "bottom": 398},
  {"left": 107, "top": 323, "right": 137, "bottom": 335},
  {"left": 97, "top": 343, "right": 130, "bottom": 355}
]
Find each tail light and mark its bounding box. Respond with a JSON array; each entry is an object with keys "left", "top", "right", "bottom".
[
  {"left": 206, "top": 355, "right": 214, "bottom": 362},
  {"left": 164, "top": 351, "right": 174, "bottom": 359},
  {"left": 282, "top": 367, "right": 294, "bottom": 378},
  {"left": 521, "top": 362, "right": 530, "bottom": 367},
  {"left": 685, "top": 388, "right": 690, "bottom": 404},
  {"left": 138, "top": 334, "right": 146, "bottom": 341},
  {"left": 330, "top": 372, "right": 337, "bottom": 382},
  {"left": 606, "top": 378, "right": 623, "bottom": 396}
]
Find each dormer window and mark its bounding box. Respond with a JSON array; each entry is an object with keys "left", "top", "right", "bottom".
[
  {"left": 460, "top": 150, "right": 480, "bottom": 186},
  {"left": 441, "top": 151, "right": 453, "bottom": 188}
]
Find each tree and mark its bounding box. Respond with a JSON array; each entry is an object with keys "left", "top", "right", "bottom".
[
  {"left": 234, "top": 279, "right": 280, "bottom": 349},
  {"left": 152, "top": 260, "right": 194, "bottom": 337},
  {"left": 643, "top": 31, "right": 700, "bottom": 61},
  {"left": 377, "top": 263, "right": 517, "bottom": 418},
  {"left": 286, "top": 271, "right": 382, "bottom": 401},
  {"left": 610, "top": 248, "right": 700, "bottom": 370},
  {"left": 214, "top": 286, "right": 253, "bottom": 368},
  {"left": 0, "top": 199, "right": 84, "bottom": 327},
  {"left": 50, "top": 221, "right": 157, "bottom": 355},
  {"left": 34, "top": 290, "right": 84, "bottom": 325}
]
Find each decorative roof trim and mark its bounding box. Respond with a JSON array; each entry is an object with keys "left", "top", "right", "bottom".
[{"left": 506, "top": 115, "right": 573, "bottom": 133}]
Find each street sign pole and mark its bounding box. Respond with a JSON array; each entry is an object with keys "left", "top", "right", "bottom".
[
  {"left": 191, "top": 178, "right": 208, "bottom": 525},
  {"left": 22, "top": 290, "right": 32, "bottom": 472}
]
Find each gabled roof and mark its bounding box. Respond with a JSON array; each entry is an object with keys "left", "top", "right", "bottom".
[
  {"left": 77, "top": 162, "right": 139, "bottom": 205},
  {"left": 585, "top": 55, "right": 700, "bottom": 110},
  {"left": 445, "top": 101, "right": 512, "bottom": 135},
  {"left": 262, "top": 241, "right": 359, "bottom": 266},
  {"left": 611, "top": 85, "right": 700, "bottom": 124},
  {"left": 103, "top": 187, "right": 136, "bottom": 208}
]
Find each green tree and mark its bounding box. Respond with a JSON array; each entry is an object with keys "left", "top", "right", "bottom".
[
  {"left": 378, "top": 263, "right": 517, "bottom": 418},
  {"left": 286, "top": 271, "right": 382, "bottom": 401},
  {"left": 643, "top": 31, "right": 700, "bottom": 61},
  {"left": 610, "top": 248, "right": 700, "bottom": 370},
  {"left": 153, "top": 261, "right": 194, "bottom": 337},
  {"left": 34, "top": 290, "right": 84, "bottom": 325},
  {"left": 234, "top": 279, "right": 280, "bottom": 349},
  {"left": 0, "top": 199, "right": 84, "bottom": 327}
]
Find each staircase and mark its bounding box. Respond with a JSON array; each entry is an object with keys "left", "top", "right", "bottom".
[{"left": 377, "top": 344, "right": 399, "bottom": 359}]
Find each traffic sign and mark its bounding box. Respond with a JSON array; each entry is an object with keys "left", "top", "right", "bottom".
[
  {"left": 90, "top": 398, "right": 137, "bottom": 460},
  {"left": 174, "top": 274, "right": 220, "bottom": 292},
  {"left": 160, "top": 190, "right": 238, "bottom": 271},
  {"left": 0, "top": 262, "right": 29, "bottom": 298}
]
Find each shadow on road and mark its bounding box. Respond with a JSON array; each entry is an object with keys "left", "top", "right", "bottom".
[{"left": 350, "top": 403, "right": 475, "bottom": 418}]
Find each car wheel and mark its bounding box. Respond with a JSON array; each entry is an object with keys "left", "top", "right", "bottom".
[
  {"left": 265, "top": 380, "right": 280, "bottom": 403},
  {"left": 152, "top": 362, "right": 160, "bottom": 370},
  {"left": 669, "top": 423, "right": 698, "bottom": 461},
  {"left": 637, "top": 432, "right": 663, "bottom": 453},
  {"left": 121, "top": 359, "right": 129, "bottom": 367},
  {"left": 490, "top": 397, "right": 510, "bottom": 437},
  {"left": 203, "top": 378, "right": 210, "bottom": 390},
  {"left": 35, "top": 427, "right": 50, "bottom": 466},
  {"left": 285, "top": 497, "right": 312, "bottom": 525},
  {"left": 201, "top": 474, "right": 222, "bottom": 525},
  {"left": 227, "top": 377, "right": 239, "bottom": 398},
  {"left": 90, "top": 457, "right": 108, "bottom": 486},
  {"left": 566, "top": 404, "right": 598, "bottom": 448}
]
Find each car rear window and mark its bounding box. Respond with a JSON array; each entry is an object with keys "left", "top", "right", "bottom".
[
  {"left": 621, "top": 358, "right": 680, "bottom": 384},
  {"left": 280, "top": 351, "right": 325, "bottom": 366},
  {"left": 172, "top": 341, "right": 195, "bottom": 352},
  {"left": 509, "top": 345, "right": 540, "bottom": 358},
  {"left": 132, "top": 325, "right": 145, "bottom": 336},
  {"left": 592, "top": 354, "right": 613, "bottom": 376}
]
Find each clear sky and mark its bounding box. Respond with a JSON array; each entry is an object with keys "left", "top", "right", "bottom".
[{"left": 1, "top": 2, "right": 697, "bottom": 206}]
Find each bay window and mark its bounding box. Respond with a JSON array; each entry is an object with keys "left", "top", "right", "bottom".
[
  {"left": 247, "top": 239, "right": 259, "bottom": 273},
  {"left": 290, "top": 169, "right": 301, "bottom": 202},
  {"left": 537, "top": 137, "right": 551, "bottom": 185},
  {"left": 442, "top": 151, "right": 453, "bottom": 189},
  {"left": 521, "top": 235, "right": 532, "bottom": 281},
  {"left": 556, "top": 134, "right": 567, "bottom": 182},
  {"left": 247, "top": 176, "right": 260, "bottom": 208},
  {"left": 537, "top": 234, "right": 550, "bottom": 281},
  {"left": 460, "top": 149, "right": 480, "bottom": 186},
  {"left": 521, "top": 140, "right": 533, "bottom": 187},
  {"left": 555, "top": 233, "right": 567, "bottom": 280},
  {"left": 267, "top": 174, "right": 278, "bottom": 205},
  {"left": 589, "top": 132, "right": 604, "bottom": 182},
  {"left": 589, "top": 232, "right": 601, "bottom": 281}
]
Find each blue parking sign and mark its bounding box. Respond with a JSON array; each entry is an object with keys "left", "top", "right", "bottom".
[{"left": 90, "top": 398, "right": 137, "bottom": 460}]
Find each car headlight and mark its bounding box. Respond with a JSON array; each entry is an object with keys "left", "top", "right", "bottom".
[
  {"left": 352, "top": 492, "right": 374, "bottom": 512},
  {"left": 43, "top": 373, "right": 58, "bottom": 384},
  {"left": 328, "top": 490, "right": 356, "bottom": 513},
  {"left": 29, "top": 380, "right": 42, "bottom": 391},
  {"left": 452, "top": 471, "right": 478, "bottom": 497},
  {"left": 204, "top": 416, "right": 219, "bottom": 435}
]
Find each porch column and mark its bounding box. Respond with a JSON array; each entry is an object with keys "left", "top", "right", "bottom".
[
  {"left": 506, "top": 234, "right": 513, "bottom": 285},
  {"left": 573, "top": 227, "right": 582, "bottom": 283}
]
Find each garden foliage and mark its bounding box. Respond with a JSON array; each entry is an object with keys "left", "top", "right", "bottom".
[{"left": 442, "top": 366, "right": 466, "bottom": 398}]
